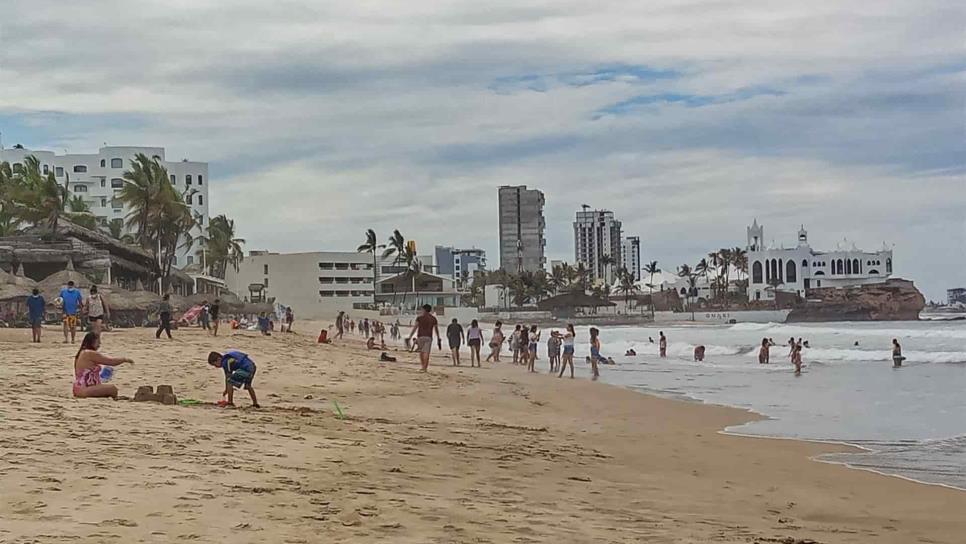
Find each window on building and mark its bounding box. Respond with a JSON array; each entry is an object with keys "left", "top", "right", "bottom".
[
  {"left": 172, "top": 256, "right": 178, "bottom": 266},
  {"left": 111, "top": 158, "right": 123, "bottom": 168},
  {"left": 886, "top": 258, "right": 892, "bottom": 274},
  {"left": 73, "top": 165, "right": 87, "bottom": 173},
  {"left": 263, "top": 264, "right": 269, "bottom": 274},
  {"left": 100, "top": 159, "right": 106, "bottom": 167},
  {"left": 111, "top": 178, "right": 124, "bottom": 188},
  {"left": 335, "top": 263, "right": 349, "bottom": 270},
  {"left": 198, "top": 175, "right": 203, "bottom": 185},
  {"left": 43, "top": 164, "right": 49, "bottom": 175},
  {"left": 74, "top": 185, "right": 88, "bottom": 193},
  {"left": 185, "top": 194, "right": 192, "bottom": 205},
  {"left": 846, "top": 259, "right": 852, "bottom": 275},
  {"left": 55, "top": 166, "right": 64, "bottom": 177},
  {"left": 197, "top": 195, "right": 203, "bottom": 206},
  {"left": 753, "top": 262, "right": 763, "bottom": 283},
  {"left": 170, "top": 174, "right": 176, "bottom": 184},
  {"left": 100, "top": 197, "right": 107, "bottom": 207},
  {"left": 186, "top": 175, "right": 192, "bottom": 185},
  {"left": 319, "top": 263, "right": 334, "bottom": 270},
  {"left": 786, "top": 260, "right": 797, "bottom": 283},
  {"left": 264, "top": 277, "right": 269, "bottom": 287},
  {"left": 186, "top": 256, "right": 194, "bottom": 265},
  {"left": 100, "top": 178, "right": 106, "bottom": 187},
  {"left": 802, "top": 259, "right": 808, "bottom": 268},
  {"left": 853, "top": 259, "right": 860, "bottom": 274}
]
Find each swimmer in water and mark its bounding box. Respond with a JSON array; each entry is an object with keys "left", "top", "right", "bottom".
[
  {"left": 892, "top": 339, "right": 904, "bottom": 367},
  {"left": 759, "top": 338, "right": 770, "bottom": 364},
  {"left": 693, "top": 345, "right": 705, "bottom": 362}
]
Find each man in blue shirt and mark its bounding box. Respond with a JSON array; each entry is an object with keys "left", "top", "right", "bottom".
[
  {"left": 59, "top": 280, "right": 84, "bottom": 344},
  {"left": 26, "top": 288, "right": 45, "bottom": 343},
  {"left": 207, "top": 350, "right": 260, "bottom": 408}
]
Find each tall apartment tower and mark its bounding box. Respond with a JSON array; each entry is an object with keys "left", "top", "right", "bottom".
[
  {"left": 622, "top": 236, "right": 641, "bottom": 281},
  {"left": 498, "top": 186, "right": 546, "bottom": 273},
  {"left": 574, "top": 208, "right": 623, "bottom": 284}
]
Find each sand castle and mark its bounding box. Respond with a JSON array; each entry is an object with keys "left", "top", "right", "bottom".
[{"left": 133, "top": 385, "right": 178, "bottom": 405}]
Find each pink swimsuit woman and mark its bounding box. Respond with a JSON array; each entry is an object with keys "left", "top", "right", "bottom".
[{"left": 73, "top": 364, "right": 102, "bottom": 397}]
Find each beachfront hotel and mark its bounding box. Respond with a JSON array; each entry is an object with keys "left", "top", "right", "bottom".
[
  {"left": 497, "top": 185, "right": 546, "bottom": 273},
  {"left": 746, "top": 220, "right": 894, "bottom": 301},
  {"left": 225, "top": 250, "right": 460, "bottom": 319},
  {"left": 573, "top": 208, "right": 624, "bottom": 284},
  {"left": 434, "top": 246, "right": 487, "bottom": 288},
  {"left": 0, "top": 145, "right": 209, "bottom": 268}
]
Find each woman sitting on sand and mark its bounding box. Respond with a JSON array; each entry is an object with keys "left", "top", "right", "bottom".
[{"left": 73, "top": 332, "right": 134, "bottom": 399}]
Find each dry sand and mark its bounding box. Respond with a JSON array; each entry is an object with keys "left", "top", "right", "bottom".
[{"left": 1, "top": 321, "right": 964, "bottom": 543}]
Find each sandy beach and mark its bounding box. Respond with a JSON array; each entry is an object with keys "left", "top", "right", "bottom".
[{"left": 1, "top": 321, "right": 964, "bottom": 544}]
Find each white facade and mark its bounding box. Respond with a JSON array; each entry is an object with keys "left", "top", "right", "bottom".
[
  {"left": 622, "top": 236, "right": 641, "bottom": 281},
  {"left": 0, "top": 145, "right": 209, "bottom": 267},
  {"left": 746, "top": 220, "right": 893, "bottom": 301},
  {"left": 574, "top": 209, "right": 623, "bottom": 284}
]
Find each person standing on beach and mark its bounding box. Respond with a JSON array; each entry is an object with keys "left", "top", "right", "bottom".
[
  {"left": 510, "top": 324, "right": 522, "bottom": 364},
  {"left": 788, "top": 337, "right": 796, "bottom": 358},
  {"left": 199, "top": 300, "right": 211, "bottom": 330},
  {"left": 588, "top": 327, "right": 604, "bottom": 380},
  {"left": 487, "top": 321, "right": 505, "bottom": 362},
  {"left": 335, "top": 311, "right": 345, "bottom": 339},
  {"left": 85, "top": 285, "right": 110, "bottom": 336},
  {"left": 792, "top": 343, "right": 803, "bottom": 375},
  {"left": 892, "top": 339, "right": 904, "bottom": 367},
  {"left": 659, "top": 331, "right": 667, "bottom": 358},
  {"left": 759, "top": 338, "right": 770, "bottom": 364},
  {"left": 447, "top": 318, "right": 464, "bottom": 366},
  {"left": 559, "top": 324, "right": 576, "bottom": 378},
  {"left": 210, "top": 299, "right": 221, "bottom": 336},
  {"left": 466, "top": 320, "right": 485, "bottom": 367},
  {"left": 517, "top": 325, "right": 530, "bottom": 367},
  {"left": 409, "top": 304, "right": 441, "bottom": 372},
  {"left": 27, "top": 288, "right": 45, "bottom": 343},
  {"left": 60, "top": 280, "right": 83, "bottom": 344},
  {"left": 156, "top": 294, "right": 173, "bottom": 339},
  {"left": 547, "top": 331, "right": 561, "bottom": 373},
  {"left": 526, "top": 325, "right": 540, "bottom": 373}
]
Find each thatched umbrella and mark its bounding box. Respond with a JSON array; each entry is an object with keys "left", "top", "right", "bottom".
[
  {"left": 38, "top": 259, "right": 93, "bottom": 299},
  {"left": 0, "top": 283, "right": 33, "bottom": 302},
  {"left": 0, "top": 264, "right": 37, "bottom": 288}
]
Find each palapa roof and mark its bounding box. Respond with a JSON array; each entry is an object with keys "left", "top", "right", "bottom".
[
  {"left": 0, "top": 283, "right": 33, "bottom": 302},
  {"left": 0, "top": 265, "right": 37, "bottom": 288},
  {"left": 38, "top": 259, "right": 94, "bottom": 295},
  {"left": 101, "top": 285, "right": 161, "bottom": 312}
]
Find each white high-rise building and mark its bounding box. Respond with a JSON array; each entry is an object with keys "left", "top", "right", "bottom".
[
  {"left": 573, "top": 208, "right": 623, "bottom": 284},
  {"left": 622, "top": 236, "right": 641, "bottom": 281},
  {"left": 0, "top": 145, "right": 209, "bottom": 267}
]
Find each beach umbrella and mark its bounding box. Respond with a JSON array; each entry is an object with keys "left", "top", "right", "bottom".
[{"left": 38, "top": 259, "right": 93, "bottom": 299}]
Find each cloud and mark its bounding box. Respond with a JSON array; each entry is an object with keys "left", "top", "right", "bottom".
[{"left": 0, "top": 0, "right": 963, "bottom": 299}]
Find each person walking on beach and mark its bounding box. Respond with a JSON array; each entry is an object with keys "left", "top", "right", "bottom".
[
  {"left": 788, "top": 337, "right": 796, "bottom": 358},
  {"left": 85, "top": 285, "right": 110, "bottom": 336},
  {"left": 487, "top": 321, "right": 505, "bottom": 362},
  {"left": 409, "top": 304, "right": 441, "bottom": 372},
  {"left": 447, "top": 318, "right": 464, "bottom": 366},
  {"left": 208, "top": 350, "right": 260, "bottom": 408},
  {"left": 559, "top": 324, "right": 576, "bottom": 378},
  {"left": 466, "top": 319, "right": 484, "bottom": 367},
  {"left": 588, "top": 327, "right": 605, "bottom": 380},
  {"left": 335, "top": 311, "right": 345, "bottom": 339},
  {"left": 60, "top": 280, "right": 83, "bottom": 344},
  {"left": 156, "top": 294, "right": 174, "bottom": 339},
  {"left": 892, "top": 338, "right": 904, "bottom": 367},
  {"left": 758, "top": 338, "right": 770, "bottom": 364},
  {"left": 199, "top": 300, "right": 211, "bottom": 330},
  {"left": 210, "top": 299, "right": 221, "bottom": 336},
  {"left": 27, "top": 288, "right": 45, "bottom": 343},
  {"left": 72, "top": 332, "right": 135, "bottom": 399},
  {"left": 659, "top": 331, "right": 667, "bottom": 358}
]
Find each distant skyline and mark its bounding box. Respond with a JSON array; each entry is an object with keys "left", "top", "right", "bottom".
[{"left": 1, "top": 0, "right": 963, "bottom": 300}]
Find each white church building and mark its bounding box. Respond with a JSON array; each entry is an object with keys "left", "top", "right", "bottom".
[{"left": 746, "top": 220, "right": 893, "bottom": 302}]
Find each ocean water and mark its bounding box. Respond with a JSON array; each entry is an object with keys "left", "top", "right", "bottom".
[{"left": 562, "top": 318, "right": 966, "bottom": 490}]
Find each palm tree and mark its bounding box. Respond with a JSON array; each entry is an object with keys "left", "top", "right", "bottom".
[
  {"left": 573, "top": 262, "right": 592, "bottom": 292},
  {"left": 617, "top": 267, "right": 640, "bottom": 313},
  {"left": 357, "top": 229, "right": 384, "bottom": 305},
  {"left": 549, "top": 264, "right": 568, "bottom": 294},
  {"left": 118, "top": 153, "right": 168, "bottom": 246},
  {"left": 643, "top": 260, "right": 660, "bottom": 317},
  {"left": 10, "top": 156, "right": 70, "bottom": 236},
  {"left": 205, "top": 214, "right": 245, "bottom": 277},
  {"left": 381, "top": 229, "right": 407, "bottom": 306},
  {"left": 695, "top": 258, "right": 709, "bottom": 299},
  {"left": 600, "top": 254, "right": 617, "bottom": 284}
]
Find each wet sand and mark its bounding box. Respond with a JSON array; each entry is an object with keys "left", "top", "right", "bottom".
[{"left": 1, "top": 322, "right": 964, "bottom": 543}]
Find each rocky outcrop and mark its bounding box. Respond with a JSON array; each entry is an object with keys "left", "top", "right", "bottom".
[{"left": 787, "top": 279, "right": 925, "bottom": 322}]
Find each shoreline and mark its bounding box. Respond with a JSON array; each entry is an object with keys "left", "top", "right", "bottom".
[{"left": 1, "top": 322, "right": 965, "bottom": 542}]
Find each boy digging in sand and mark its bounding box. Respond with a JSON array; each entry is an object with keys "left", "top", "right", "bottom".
[{"left": 208, "top": 350, "right": 261, "bottom": 408}]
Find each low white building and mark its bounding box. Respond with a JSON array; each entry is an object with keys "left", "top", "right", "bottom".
[
  {"left": 746, "top": 220, "right": 893, "bottom": 301},
  {"left": 0, "top": 145, "right": 209, "bottom": 267},
  {"left": 225, "top": 250, "right": 442, "bottom": 319}
]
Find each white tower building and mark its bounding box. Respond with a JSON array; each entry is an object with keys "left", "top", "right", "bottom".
[
  {"left": 622, "top": 236, "right": 641, "bottom": 281},
  {"left": 574, "top": 208, "right": 623, "bottom": 284}
]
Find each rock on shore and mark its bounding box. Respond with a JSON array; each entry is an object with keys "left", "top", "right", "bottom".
[{"left": 788, "top": 278, "right": 925, "bottom": 322}]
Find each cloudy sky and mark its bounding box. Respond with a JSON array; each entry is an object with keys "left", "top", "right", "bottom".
[{"left": 1, "top": 0, "right": 963, "bottom": 299}]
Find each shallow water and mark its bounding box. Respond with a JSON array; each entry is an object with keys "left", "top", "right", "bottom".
[{"left": 561, "top": 319, "right": 966, "bottom": 489}]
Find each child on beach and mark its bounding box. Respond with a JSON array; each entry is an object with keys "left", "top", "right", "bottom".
[
  {"left": 659, "top": 331, "right": 667, "bottom": 358},
  {"left": 208, "top": 350, "right": 260, "bottom": 408},
  {"left": 510, "top": 324, "right": 522, "bottom": 364},
  {"left": 528, "top": 325, "right": 540, "bottom": 367},
  {"left": 693, "top": 345, "right": 705, "bottom": 362},
  {"left": 559, "top": 324, "right": 576, "bottom": 378},
  {"left": 547, "top": 331, "right": 561, "bottom": 373},
  {"left": 588, "top": 327, "right": 605, "bottom": 381},
  {"left": 518, "top": 325, "right": 530, "bottom": 368}
]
